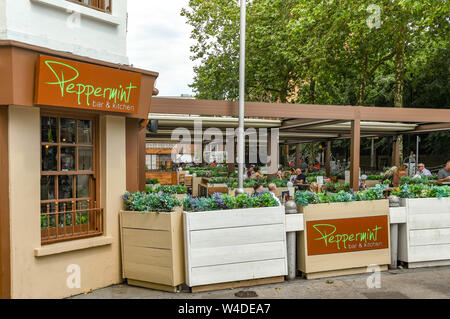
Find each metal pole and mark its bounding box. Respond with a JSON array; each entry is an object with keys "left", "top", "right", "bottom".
[
  {"left": 389, "top": 223, "right": 398, "bottom": 269},
  {"left": 416, "top": 136, "right": 420, "bottom": 173},
  {"left": 370, "top": 138, "right": 375, "bottom": 169},
  {"left": 237, "top": 0, "right": 246, "bottom": 193},
  {"left": 285, "top": 200, "right": 297, "bottom": 281}
]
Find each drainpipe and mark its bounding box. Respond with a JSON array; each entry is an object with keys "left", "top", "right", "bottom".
[{"left": 285, "top": 200, "right": 297, "bottom": 280}]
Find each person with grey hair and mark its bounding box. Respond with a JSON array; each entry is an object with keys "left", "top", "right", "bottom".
[
  {"left": 415, "top": 163, "right": 432, "bottom": 177},
  {"left": 268, "top": 183, "right": 281, "bottom": 205},
  {"left": 437, "top": 160, "right": 450, "bottom": 184}
]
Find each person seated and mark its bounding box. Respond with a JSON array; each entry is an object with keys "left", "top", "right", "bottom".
[
  {"left": 437, "top": 160, "right": 450, "bottom": 184},
  {"left": 252, "top": 183, "right": 264, "bottom": 196},
  {"left": 415, "top": 163, "right": 432, "bottom": 177},
  {"left": 268, "top": 183, "right": 281, "bottom": 205},
  {"left": 247, "top": 165, "right": 254, "bottom": 178},
  {"left": 276, "top": 166, "right": 285, "bottom": 180},
  {"left": 251, "top": 167, "right": 264, "bottom": 179},
  {"left": 294, "top": 168, "right": 307, "bottom": 184},
  {"left": 309, "top": 182, "right": 322, "bottom": 194},
  {"left": 392, "top": 165, "right": 408, "bottom": 187},
  {"left": 360, "top": 175, "right": 368, "bottom": 191}
]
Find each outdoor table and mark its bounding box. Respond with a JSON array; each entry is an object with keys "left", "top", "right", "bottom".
[{"left": 294, "top": 183, "right": 311, "bottom": 192}]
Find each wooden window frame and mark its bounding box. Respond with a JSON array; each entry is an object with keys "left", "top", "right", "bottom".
[
  {"left": 66, "top": 0, "right": 112, "bottom": 14},
  {"left": 40, "top": 109, "right": 103, "bottom": 245}
]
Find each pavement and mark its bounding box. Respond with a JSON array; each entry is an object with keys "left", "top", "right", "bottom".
[{"left": 70, "top": 265, "right": 450, "bottom": 299}]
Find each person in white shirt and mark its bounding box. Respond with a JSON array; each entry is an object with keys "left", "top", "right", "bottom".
[{"left": 268, "top": 183, "right": 281, "bottom": 206}]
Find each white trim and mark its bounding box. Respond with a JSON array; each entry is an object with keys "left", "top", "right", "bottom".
[
  {"left": 30, "top": 0, "right": 121, "bottom": 25},
  {"left": 34, "top": 236, "right": 113, "bottom": 257}
]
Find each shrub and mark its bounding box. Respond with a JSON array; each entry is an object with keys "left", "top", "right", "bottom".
[
  {"left": 122, "top": 192, "right": 181, "bottom": 213},
  {"left": 391, "top": 184, "right": 450, "bottom": 199},
  {"left": 145, "top": 178, "right": 160, "bottom": 185},
  {"left": 183, "top": 192, "right": 279, "bottom": 212}
]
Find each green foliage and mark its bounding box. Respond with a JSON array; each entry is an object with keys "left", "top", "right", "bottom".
[
  {"left": 183, "top": 192, "right": 280, "bottom": 212},
  {"left": 295, "top": 184, "right": 385, "bottom": 207},
  {"left": 391, "top": 184, "right": 450, "bottom": 199},
  {"left": 122, "top": 192, "right": 181, "bottom": 213},
  {"left": 323, "top": 182, "right": 351, "bottom": 193},
  {"left": 148, "top": 185, "right": 188, "bottom": 195},
  {"left": 399, "top": 176, "right": 430, "bottom": 185},
  {"left": 145, "top": 178, "right": 160, "bottom": 185}
]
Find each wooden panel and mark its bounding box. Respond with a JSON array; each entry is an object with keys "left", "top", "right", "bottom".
[
  {"left": 121, "top": 211, "right": 172, "bottom": 231},
  {"left": 408, "top": 244, "right": 450, "bottom": 263},
  {"left": 122, "top": 228, "right": 171, "bottom": 250},
  {"left": 189, "top": 259, "right": 287, "bottom": 287},
  {"left": 0, "top": 106, "right": 10, "bottom": 299},
  {"left": 123, "top": 245, "right": 172, "bottom": 268},
  {"left": 146, "top": 172, "right": 177, "bottom": 185},
  {"left": 299, "top": 200, "right": 389, "bottom": 222},
  {"left": 389, "top": 207, "right": 407, "bottom": 224},
  {"left": 189, "top": 242, "right": 286, "bottom": 267},
  {"left": 409, "top": 229, "right": 450, "bottom": 247},
  {"left": 285, "top": 214, "right": 304, "bottom": 232},
  {"left": 408, "top": 214, "right": 450, "bottom": 230},
  {"left": 187, "top": 207, "right": 284, "bottom": 231},
  {"left": 405, "top": 198, "right": 450, "bottom": 215},
  {"left": 184, "top": 208, "right": 288, "bottom": 288},
  {"left": 189, "top": 224, "right": 285, "bottom": 249},
  {"left": 123, "top": 262, "right": 173, "bottom": 286}
]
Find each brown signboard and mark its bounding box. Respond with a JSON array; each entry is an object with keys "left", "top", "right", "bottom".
[
  {"left": 306, "top": 216, "right": 389, "bottom": 256},
  {"left": 35, "top": 55, "right": 141, "bottom": 114}
]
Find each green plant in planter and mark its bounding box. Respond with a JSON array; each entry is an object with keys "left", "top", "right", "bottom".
[
  {"left": 122, "top": 191, "right": 181, "bottom": 213},
  {"left": 294, "top": 191, "right": 316, "bottom": 207}
]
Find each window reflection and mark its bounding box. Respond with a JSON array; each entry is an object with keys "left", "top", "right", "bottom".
[{"left": 60, "top": 118, "right": 76, "bottom": 144}]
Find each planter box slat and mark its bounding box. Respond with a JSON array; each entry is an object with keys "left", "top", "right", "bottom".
[
  {"left": 187, "top": 207, "right": 284, "bottom": 230},
  {"left": 189, "top": 259, "right": 287, "bottom": 287},
  {"left": 184, "top": 206, "right": 287, "bottom": 289},
  {"left": 190, "top": 224, "right": 285, "bottom": 248},
  {"left": 409, "top": 214, "right": 450, "bottom": 230},
  {"left": 122, "top": 228, "right": 172, "bottom": 250},
  {"left": 123, "top": 262, "right": 173, "bottom": 285},
  {"left": 120, "top": 211, "right": 185, "bottom": 291},
  {"left": 409, "top": 228, "right": 450, "bottom": 246},
  {"left": 123, "top": 245, "right": 173, "bottom": 268},
  {"left": 121, "top": 212, "right": 171, "bottom": 230},
  {"left": 189, "top": 241, "right": 286, "bottom": 268},
  {"left": 408, "top": 244, "right": 450, "bottom": 262}
]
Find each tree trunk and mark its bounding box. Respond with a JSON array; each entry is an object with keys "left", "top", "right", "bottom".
[
  {"left": 309, "top": 78, "right": 316, "bottom": 104},
  {"left": 394, "top": 25, "right": 406, "bottom": 166}
]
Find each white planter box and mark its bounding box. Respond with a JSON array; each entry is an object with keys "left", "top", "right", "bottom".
[
  {"left": 183, "top": 206, "right": 288, "bottom": 287},
  {"left": 398, "top": 198, "right": 450, "bottom": 267}
]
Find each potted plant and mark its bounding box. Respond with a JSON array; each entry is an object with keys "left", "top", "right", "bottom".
[
  {"left": 294, "top": 185, "right": 391, "bottom": 279},
  {"left": 182, "top": 193, "right": 287, "bottom": 291},
  {"left": 120, "top": 192, "right": 184, "bottom": 292},
  {"left": 391, "top": 184, "right": 450, "bottom": 268}
]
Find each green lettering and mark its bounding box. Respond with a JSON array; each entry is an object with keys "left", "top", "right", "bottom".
[
  {"left": 312, "top": 224, "right": 337, "bottom": 247},
  {"left": 44, "top": 61, "right": 79, "bottom": 97},
  {"left": 94, "top": 87, "right": 102, "bottom": 97}
]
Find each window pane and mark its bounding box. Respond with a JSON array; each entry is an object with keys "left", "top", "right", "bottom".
[
  {"left": 78, "top": 147, "right": 93, "bottom": 171},
  {"left": 42, "top": 146, "right": 58, "bottom": 171},
  {"left": 60, "top": 118, "right": 76, "bottom": 144},
  {"left": 78, "top": 120, "right": 92, "bottom": 144},
  {"left": 77, "top": 175, "right": 90, "bottom": 198},
  {"left": 41, "top": 117, "right": 57, "bottom": 143},
  {"left": 41, "top": 176, "right": 55, "bottom": 201},
  {"left": 59, "top": 175, "right": 74, "bottom": 199},
  {"left": 61, "top": 147, "right": 76, "bottom": 171}
]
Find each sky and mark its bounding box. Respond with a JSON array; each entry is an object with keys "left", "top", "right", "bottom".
[{"left": 127, "top": 0, "right": 195, "bottom": 97}]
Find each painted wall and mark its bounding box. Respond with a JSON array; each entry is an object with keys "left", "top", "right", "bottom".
[
  {"left": 0, "top": 0, "right": 128, "bottom": 64},
  {"left": 8, "top": 105, "right": 126, "bottom": 298}
]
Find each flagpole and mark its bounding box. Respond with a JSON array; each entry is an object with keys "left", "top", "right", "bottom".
[{"left": 237, "top": 0, "right": 246, "bottom": 193}]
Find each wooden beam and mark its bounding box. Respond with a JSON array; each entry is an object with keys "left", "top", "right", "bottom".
[
  {"left": 280, "top": 120, "right": 344, "bottom": 130},
  {"left": 326, "top": 141, "right": 331, "bottom": 177},
  {"left": 350, "top": 119, "right": 360, "bottom": 192},
  {"left": 0, "top": 106, "right": 11, "bottom": 299},
  {"left": 151, "top": 98, "right": 450, "bottom": 124}
]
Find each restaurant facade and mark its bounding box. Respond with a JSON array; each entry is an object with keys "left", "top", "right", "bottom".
[{"left": 0, "top": 40, "right": 158, "bottom": 299}]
